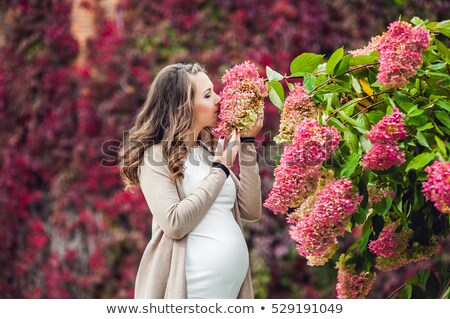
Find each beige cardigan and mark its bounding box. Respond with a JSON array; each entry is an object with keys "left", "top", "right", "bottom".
[{"left": 134, "top": 142, "right": 262, "bottom": 298}]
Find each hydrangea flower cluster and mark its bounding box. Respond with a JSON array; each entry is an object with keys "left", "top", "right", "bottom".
[
  {"left": 362, "top": 108, "right": 407, "bottom": 170},
  {"left": 362, "top": 144, "right": 405, "bottom": 170},
  {"left": 422, "top": 159, "right": 450, "bottom": 214},
  {"left": 214, "top": 61, "right": 268, "bottom": 138},
  {"left": 336, "top": 254, "right": 377, "bottom": 299},
  {"left": 349, "top": 35, "right": 382, "bottom": 57},
  {"left": 264, "top": 119, "right": 341, "bottom": 214},
  {"left": 376, "top": 237, "right": 438, "bottom": 271},
  {"left": 376, "top": 21, "right": 430, "bottom": 88},
  {"left": 288, "top": 178, "right": 362, "bottom": 266},
  {"left": 274, "top": 83, "right": 317, "bottom": 144},
  {"left": 368, "top": 223, "right": 412, "bottom": 258},
  {"left": 366, "top": 107, "right": 407, "bottom": 143}
]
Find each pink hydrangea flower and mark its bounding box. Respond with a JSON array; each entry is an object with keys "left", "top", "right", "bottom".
[
  {"left": 336, "top": 254, "right": 377, "bottom": 299},
  {"left": 376, "top": 21, "right": 430, "bottom": 88},
  {"left": 363, "top": 108, "right": 407, "bottom": 171},
  {"left": 368, "top": 223, "right": 412, "bottom": 257},
  {"left": 362, "top": 143, "right": 405, "bottom": 170},
  {"left": 288, "top": 178, "right": 362, "bottom": 266},
  {"left": 264, "top": 159, "right": 320, "bottom": 215},
  {"left": 264, "top": 119, "right": 341, "bottom": 214},
  {"left": 422, "top": 160, "right": 450, "bottom": 214},
  {"left": 376, "top": 238, "right": 438, "bottom": 271},
  {"left": 349, "top": 35, "right": 383, "bottom": 57},
  {"left": 274, "top": 83, "right": 317, "bottom": 144},
  {"left": 214, "top": 61, "right": 268, "bottom": 138},
  {"left": 366, "top": 108, "right": 407, "bottom": 144}
]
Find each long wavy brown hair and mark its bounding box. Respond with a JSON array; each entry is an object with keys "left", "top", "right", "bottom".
[{"left": 118, "top": 63, "right": 217, "bottom": 192}]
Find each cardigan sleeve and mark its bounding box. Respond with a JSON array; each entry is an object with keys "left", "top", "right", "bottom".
[
  {"left": 236, "top": 142, "right": 262, "bottom": 222},
  {"left": 138, "top": 146, "right": 228, "bottom": 240}
]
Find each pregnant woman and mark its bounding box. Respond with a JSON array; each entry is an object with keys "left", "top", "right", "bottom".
[{"left": 118, "top": 62, "right": 263, "bottom": 298}]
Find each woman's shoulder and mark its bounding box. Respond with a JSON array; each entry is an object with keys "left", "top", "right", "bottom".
[{"left": 141, "top": 143, "right": 167, "bottom": 168}]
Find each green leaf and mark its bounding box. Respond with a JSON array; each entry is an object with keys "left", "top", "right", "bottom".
[
  {"left": 269, "top": 88, "right": 283, "bottom": 110},
  {"left": 366, "top": 110, "right": 385, "bottom": 124},
  {"left": 435, "top": 20, "right": 450, "bottom": 38},
  {"left": 408, "top": 107, "right": 424, "bottom": 117},
  {"left": 407, "top": 114, "right": 428, "bottom": 127},
  {"left": 335, "top": 55, "right": 352, "bottom": 76},
  {"left": 326, "top": 47, "right": 344, "bottom": 75},
  {"left": 359, "top": 135, "right": 372, "bottom": 152},
  {"left": 417, "top": 123, "right": 434, "bottom": 131},
  {"left": 435, "top": 39, "right": 450, "bottom": 63},
  {"left": 400, "top": 283, "right": 413, "bottom": 299},
  {"left": 428, "top": 62, "right": 447, "bottom": 71},
  {"left": 303, "top": 73, "right": 316, "bottom": 92},
  {"left": 435, "top": 136, "right": 447, "bottom": 157},
  {"left": 349, "top": 51, "right": 379, "bottom": 66},
  {"left": 315, "top": 74, "right": 327, "bottom": 87},
  {"left": 328, "top": 117, "right": 346, "bottom": 133},
  {"left": 372, "top": 197, "right": 393, "bottom": 216},
  {"left": 416, "top": 132, "right": 431, "bottom": 149},
  {"left": 435, "top": 110, "right": 450, "bottom": 129},
  {"left": 340, "top": 152, "right": 361, "bottom": 178},
  {"left": 411, "top": 17, "right": 425, "bottom": 26},
  {"left": 351, "top": 76, "right": 362, "bottom": 94},
  {"left": 266, "top": 66, "right": 284, "bottom": 81},
  {"left": 417, "top": 270, "right": 430, "bottom": 286},
  {"left": 290, "top": 53, "right": 324, "bottom": 75},
  {"left": 354, "top": 206, "right": 368, "bottom": 224},
  {"left": 319, "top": 84, "right": 349, "bottom": 93},
  {"left": 442, "top": 285, "right": 450, "bottom": 299},
  {"left": 271, "top": 80, "right": 284, "bottom": 101},
  {"left": 267, "top": 81, "right": 284, "bottom": 111},
  {"left": 436, "top": 100, "right": 450, "bottom": 112},
  {"left": 406, "top": 152, "right": 437, "bottom": 172},
  {"left": 356, "top": 113, "right": 371, "bottom": 130},
  {"left": 338, "top": 110, "right": 367, "bottom": 132},
  {"left": 359, "top": 224, "right": 372, "bottom": 253},
  {"left": 344, "top": 128, "right": 359, "bottom": 151}
]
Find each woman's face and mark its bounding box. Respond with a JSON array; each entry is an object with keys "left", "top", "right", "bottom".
[{"left": 191, "top": 72, "right": 220, "bottom": 130}]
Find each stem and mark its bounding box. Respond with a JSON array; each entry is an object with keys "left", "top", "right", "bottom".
[
  {"left": 324, "top": 92, "right": 388, "bottom": 124},
  {"left": 263, "top": 63, "right": 379, "bottom": 87},
  {"left": 387, "top": 282, "right": 407, "bottom": 299},
  {"left": 341, "top": 100, "right": 385, "bottom": 125}
]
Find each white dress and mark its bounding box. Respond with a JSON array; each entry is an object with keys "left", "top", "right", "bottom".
[{"left": 182, "top": 146, "right": 249, "bottom": 299}]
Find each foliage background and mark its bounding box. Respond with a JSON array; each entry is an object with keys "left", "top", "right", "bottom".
[{"left": 0, "top": 0, "right": 449, "bottom": 298}]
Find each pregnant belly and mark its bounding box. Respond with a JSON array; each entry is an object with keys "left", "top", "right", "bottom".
[{"left": 185, "top": 211, "right": 249, "bottom": 298}]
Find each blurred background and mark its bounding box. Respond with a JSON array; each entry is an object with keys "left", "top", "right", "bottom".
[{"left": 1, "top": 0, "right": 449, "bottom": 298}]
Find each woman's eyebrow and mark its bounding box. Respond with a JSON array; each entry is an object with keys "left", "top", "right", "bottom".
[{"left": 203, "top": 88, "right": 212, "bottom": 94}]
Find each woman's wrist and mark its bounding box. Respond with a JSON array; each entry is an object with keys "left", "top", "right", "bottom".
[
  {"left": 240, "top": 136, "right": 255, "bottom": 144},
  {"left": 212, "top": 161, "right": 230, "bottom": 177}
]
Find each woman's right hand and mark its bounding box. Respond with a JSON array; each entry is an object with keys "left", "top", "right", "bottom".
[{"left": 213, "top": 129, "right": 240, "bottom": 169}]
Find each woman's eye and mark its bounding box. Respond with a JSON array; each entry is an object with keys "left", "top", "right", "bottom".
[{"left": 205, "top": 95, "right": 211, "bottom": 98}]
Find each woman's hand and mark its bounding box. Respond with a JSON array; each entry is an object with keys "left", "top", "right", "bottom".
[
  {"left": 213, "top": 129, "right": 240, "bottom": 169},
  {"left": 241, "top": 110, "right": 264, "bottom": 137}
]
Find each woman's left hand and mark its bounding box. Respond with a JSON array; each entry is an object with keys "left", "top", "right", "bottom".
[{"left": 241, "top": 111, "right": 264, "bottom": 137}]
